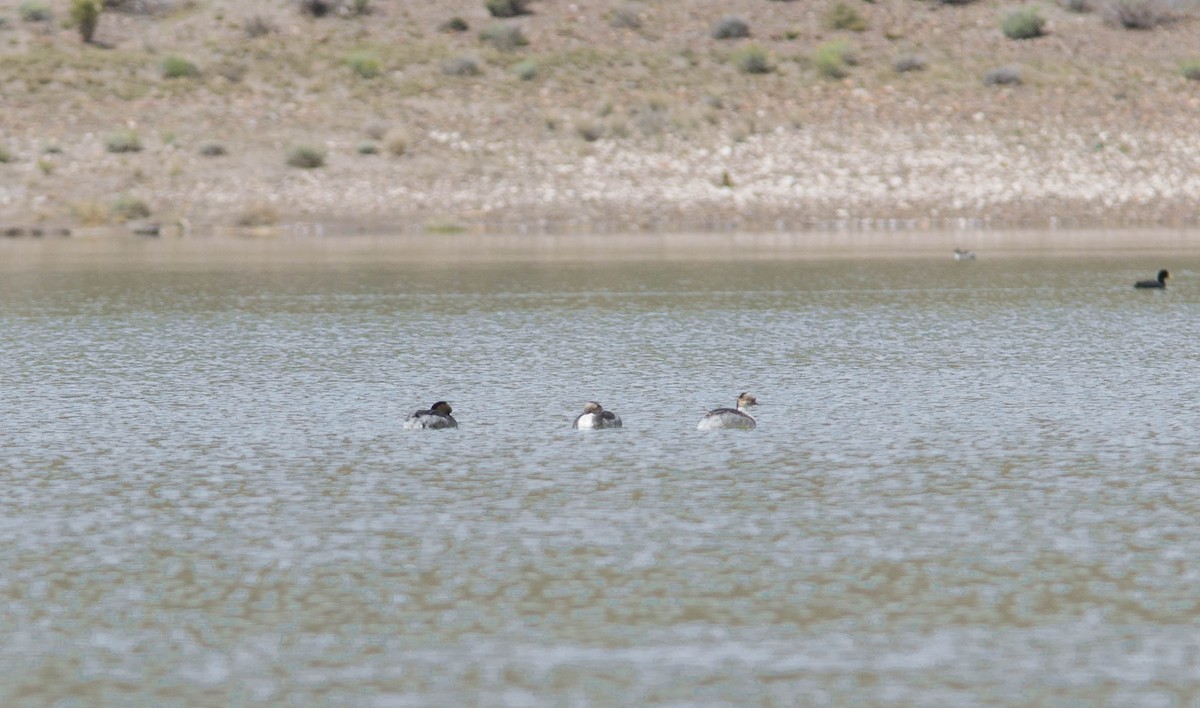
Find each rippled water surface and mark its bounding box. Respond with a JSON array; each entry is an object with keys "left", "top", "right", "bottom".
[{"left": 3, "top": 235, "right": 1200, "bottom": 705}]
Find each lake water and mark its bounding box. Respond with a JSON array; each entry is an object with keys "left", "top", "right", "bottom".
[{"left": 2, "top": 233, "right": 1199, "bottom": 706}]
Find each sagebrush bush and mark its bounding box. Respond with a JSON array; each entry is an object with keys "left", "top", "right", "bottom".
[
  {"left": 893, "top": 55, "right": 927, "bottom": 73},
  {"left": 236, "top": 205, "right": 278, "bottom": 227},
  {"left": 105, "top": 130, "right": 142, "bottom": 153},
  {"left": 1181, "top": 60, "right": 1200, "bottom": 81},
  {"left": 609, "top": 8, "right": 641, "bottom": 29},
  {"left": 111, "top": 194, "right": 151, "bottom": 221},
  {"left": 1001, "top": 7, "right": 1045, "bottom": 39},
  {"left": 198, "top": 142, "right": 226, "bottom": 157},
  {"left": 70, "top": 0, "right": 102, "bottom": 43},
  {"left": 1060, "top": 0, "right": 1093, "bottom": 11},
  {"left": 827, "top": 2, "right": 866, "bottom": 31},
  {"left": 712, "top": 15, "right": 750, "bottom": 39},
  {"left": 442, "top": 56, "right": 482, "bottom": 76},
  {"left": 298, "top": 0, "right": 331, "bottom": 17},
  {"left": 733, "top": 45, "right": 773, "bottom": 74},
  {"left": 485, "top": 0, "right": 531, "bottom": 18},
  {"left": 984, "top": 66, "right": 1022, "bottom": 85},
  {"left": 244, "top": 15, "right": 274, "bottom": 37},
  {"left": 480, "top": 23, "right": 528, "bottom": 50},
  {"left": 18, "top": 1, "right": 52, "bottom": 22},
  {"left": 356, "top": 141, "right": 379, "bottom": 155},
  {"left": 0, "top": 146, "right": 13, "bottom": 164},
  {"left": 385, "top": 132, "right": 408, "bottom": 156},
  {"left": 514, "top": 60, "right": 538, "bottom": 80},
  {"left": 347, "top": 51, "right": 382, "bottom": 78},
  {"left": 813, "top": 40, "right": 852, "bottom": 78},
  {"left": 439, "top": 16, "right": 469, "bottom": 32},
  {"left": 162, "top": 55, "right": 200, "bottom": 78},
  {"left": 1105, "top": 0, "right": 1176, "bottom": 28},
  {"left": 286, "top": 145, "right": 325, "bottom": 168}
]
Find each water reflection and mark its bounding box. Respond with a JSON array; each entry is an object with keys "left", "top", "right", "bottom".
[{"left": 1, "top": 236, "right": 1198, "bottom": 705}]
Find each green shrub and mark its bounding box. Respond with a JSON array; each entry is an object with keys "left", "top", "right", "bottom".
[
  {"left": 826, "top": 2, "right": 866, "bottom": 31},
  {"left": 1181, "top": 60, "right": 1200, "bottom": 81},
  {"left": 286, "top": 145, "right": 325, "bottom": 168},
  {"left": 439, "top": 16, "right": 469, "bottom": 32},
  {"left": 983, "top": 65, "right": 1022, "bottom": 85},
  {"left": 1105, "top": 0, "right": 1176, "bottom": 28},
  {"left": 0, "top": 146, "right": 13, "bottom": 164},
  {"left": 733, "top": 45, "right": 773, "bottom": 74},
  {"left": 198, "top": 142, "right": 226, "bottom": 157},
  {"left": 513, "top": 59, "right": 538, "bottom": 80},
  {"left": 356, "top": 141, "right": 379, "bottom": 155},
  {"left": 298, "top": 0, "right": 331, "bottom": 17},
  {"left": 105, "top": 130, "right": 142, "bottom": 153},
  {"left": 1001, "top": 7, "right": 1045, "bottom": 39},
  {"left": 609, "top": 8, "right": 641, "bottom": 29},
  {"left": 111, "top": 194, "right": 150, "bottom": 221},
  {"left": 69, "top": 0, "right": 102, "bottom": 43},
  {"left": 813, "top": 40, "right": 852, "bottom": 79},
  {"left": 347, "top": 51, "right": 382, "bottom": 78},
  {"left": 18, "top": 1, "right": 52, "bottom": 22},
  {"left": 442, "top": 56, "right": 482, "bottom": 76},
  {"left": 162, "top": 55, "right": 200, "bottom": 78},
  {"left": 485, "top": 0, "right": 531, "bottom": 18},
  {"left": 893, "top": 55, "right": 927, "bottom": 72},
  {"left": 1060, "top": 0, "right": 1093, "bottom": 11},
  {"left": 480, "top": 23, "right": 528, "bottom": 50},
  {"left": 712, "top": 15, "right": 750, "bottom": 39},
  {"left": 244, "top": 15, "right": 274, "bottom": 37}
]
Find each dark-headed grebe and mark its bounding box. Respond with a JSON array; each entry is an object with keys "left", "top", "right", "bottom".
[
  {"left": 404, "top": 401, "right": 457, "bottom": 429},
  {"left": 697, "top": 392, "right": 758, "bottom": 430},
  {"left": 573, "top": 401, "right": 622, "bottom": 429},
  {"left": 953, "top": 248, "right": 976, "bottom": 261},
  {"left": 1134, "top": 269, "right": 1170, "bottom": 289}
]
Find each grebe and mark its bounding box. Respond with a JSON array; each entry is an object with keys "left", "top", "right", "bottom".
[
  {"left": 403, "top": 401, "right": 457, "bottom": 429},
  {"left": 953, "top": 249, "right": 976, "bottom": 261},
  {"left": 572, "top": 401, "right": 623, "bottom": 429},
  {"left": 1134, "top": 269, "right": 1170, "bottom": 289},
  {"left": 697, "top": 392, "right": 758, "bottom": 430}
]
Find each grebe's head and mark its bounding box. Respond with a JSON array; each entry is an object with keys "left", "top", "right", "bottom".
[
  {"left": 737, "top": 392, "right": 758, "bottom": 408},
  {"left": 431, "top": 401, "right": 453, "bottom": 416},
  {"left": 582, "top": 401, "right": 603, "bottom": 414},
  {"left": 1159, "top": 269, "right": 1171, "bottom": 282}
]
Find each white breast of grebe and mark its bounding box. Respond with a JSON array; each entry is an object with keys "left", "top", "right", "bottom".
[
  {"left": 404, "top": 412, "right": 457, "bottom": 430},
  {"left": 696, "top": 408, "right": 756, "bottom": 430},
  {"left": 574, "top": 411, "right": 622, "bottom": 429}
]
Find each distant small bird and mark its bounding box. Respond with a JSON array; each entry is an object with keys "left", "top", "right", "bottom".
[
  {"left": 697, "top": 392, "right": 758, "bottom": 430},
  {"left": 953, "top": 248, "right": 976, "bottom": 261},
  {"left": 1134, "top": 269, "right": 1170, "bottom": 289},
  {"left": 403, "top": 401, "right": 457, "bottom": 429},
  {"left": 572, "top": 401, "right": 622, "bottom": 429}
]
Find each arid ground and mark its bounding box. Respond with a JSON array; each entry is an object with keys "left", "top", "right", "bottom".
[{"left": 2, "top": 0, "right": 1200, "bottom": 235}]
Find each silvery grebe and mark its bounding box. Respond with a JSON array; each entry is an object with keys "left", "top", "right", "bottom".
[
  {"left": 572, "top": 401, "right": 622, "bottom": 429},
  {"left": 697, "top": 392, "right": 758, "bottom": 430},
  {"left": 403, "top": 401, "right": 457, "bottom": 429},
  {"left": 1134, "top": 269, "right": 1170, "bottom": 289},
  {"left": 953, "top": 248, "right": 976, "bottom": 261}
]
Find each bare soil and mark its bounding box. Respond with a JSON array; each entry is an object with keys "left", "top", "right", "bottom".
[{"left": 2, "top": 0, "right": 1200, "bottom": 235}]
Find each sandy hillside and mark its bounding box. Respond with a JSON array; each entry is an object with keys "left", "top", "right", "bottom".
[{"left": 2, "top": 0, "right": 1200, "bottom": 234}]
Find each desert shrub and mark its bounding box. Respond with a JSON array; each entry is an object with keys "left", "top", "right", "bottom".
[
  {"left": 480, "top": 23, "right": 528, "bottom": 50},
  {"left": 356, "top": 141, "right": 379, "bottom": 155},
  {"left": 1104, "top": 0, "right": 1176, "bottom": 28},
  {"left": 442, "top": 56, "right": 481, "bottom": 76},
  {"left": 299, "top": 0, "right": 331, "bottom": 17},
  {"left": 244, "top": 15, "right": 275, "bottom": 37},
  {"left": 103, "top": 0, "right": 168, "bottom": 14},
  {"left": 826, "top": 2, "right": 867, "bottom": 31},
  {"left": 514, "top": 59, "right": 538, "bottom": 80},
  {"left": 576, "top": 120, "right": 605, "bottom": 142},
  {"left": 813, "top": 40, "right": 852, "bottom": 78},
  {"left": 19, "top": 1, "right": 52, "bottom": 21},
  {"left": 1060, "top": 0, "right": 1093, "bottom": 11},
  {"left": 733, "top": 45, "right": 773, "bottom": 74},
  {"left": 984, "top": 65, "right": 1022, "bottom": 85},
  {"left": 105, "top": 130, "right": 142, "bottom": 153},
  {"left": 286, "top": 145, "right": 325, "bottom": 168},
  {"left": 1001, "top": 7, "right": 1045, "bottom": 39},
  {"left": 111, "top": 194, "right": 151, "bottom": 221},
  {"left": 1181, "top": 60, "right": 1200, "bottom": 81},
  {"left": 236, "top": 205, "right": 278, "bottom": 227},
  {"left": 347, "top": 51, "right": 382, "bottom": 78},
  {"left": 162, "top": 55, "right": 200, "bottom": 78},
  {"left": 439, "top": 16, "right": 469, "bottom": 32},
  {"left": 385, "top": 131, "right": 408, "bottom": 156},
  {"left": 939, "top": 0, "right": 979, "bottom": 4},
  {"left": 70, "top": 0, "right": 102, "bottom": 42},
  {"left": 0, "top": 146, "right": 13, "bottom": 164},
  {"left": 712, "top": 15, "right": 750, "bottom": 39},
  {"left": 485, "top": 0, "right": 531, "bottom": 18},
  {"left": 198, "top": 142, "right": 226, "bottom": 156},
  {"left": 893, "top": 55, "right": 927, "bottom": 72},
  {"left": 609, "top": 8, "right": 641, "bottom": 29},
  {"left": 349, "top": 0, "right": 370, "bottom": 15}
]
